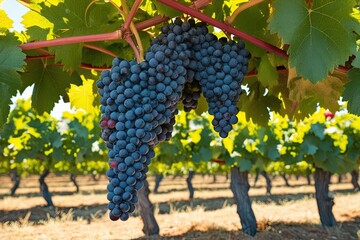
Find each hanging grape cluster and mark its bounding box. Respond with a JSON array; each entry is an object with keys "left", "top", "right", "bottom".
[{"left": 96, "top": 18, "right": 250, "bottom": 221}]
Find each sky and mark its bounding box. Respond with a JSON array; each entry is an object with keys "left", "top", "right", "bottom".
[{"left": 1, "top": 0, "right": 72, "bottom": 119}]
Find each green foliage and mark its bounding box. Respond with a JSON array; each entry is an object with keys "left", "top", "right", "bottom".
[
  {"left": 0, "top": 33, "right": 26, "bottom": 126},
  {"left": 21, "top": 60, "right": 82, "bottom": 114},
  {"left": 344, "top": 68, "right": 360, "bottom": 115},
  {"left": 268, "top": 0, "right": 356, "bottom": 82}
]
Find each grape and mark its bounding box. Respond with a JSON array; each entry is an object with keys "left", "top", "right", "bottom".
[
  {"left": 97, "top": 18, "right": 250, "bottom": 222},
  {"left": 109, "top": 160, "right": 118, "bottom": 169}
]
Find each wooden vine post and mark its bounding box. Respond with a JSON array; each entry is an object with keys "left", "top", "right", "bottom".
[
  {"left": 314, "top": 167, "right": 336, "bottom": 227},
  {"left": 136, "top": 180, "right": 159, "bottom": 236},
  {"left": 230, "top": 167, "right": 257, "bottom": 236}
]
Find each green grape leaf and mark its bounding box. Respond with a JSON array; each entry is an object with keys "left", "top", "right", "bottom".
[
  {"left": 21, "top": 60, "right": 81, "bottom": 114},
  {"left": 50, "top": 43, "right": 83, "bottom": 71},
  {"left": 233, "top": 1, "right": 280, "bottom": 57},
  {"left": 0, "top": 33, "right": 26, "bottom": 126},
  {"left": 199, "top": 146, "right": 212, "bottom": 162},
  {"left": 257, "top": 53, "right": 279, "bottom": 88},
  {"left": 268, "top": 0, "right": 356, "bottom": 82},
  {"left": 69, "top": 120, "right": 89, "bottom": 140},
  {"left": 0, "top": 84, "right": 17, "bottom": 127},
  {"left": 203, "top": 0, "right": 227, "bottom": 21},
  {"left": 351, "top": 40, "right": 360, "bottom": 68},
  {"left": 343, "top": 68, "right": 360, "bottom": 115},
  {"left": 310, "top": 123, "right": 325, "bottom": 140},
  {"left": 153, "top": 1, "right": 182, "bottom": 18},
  {"left": 192, "top": 153, "right": 201, "bottom": 163},
  {"left": 40, "top": 0, "right": 121, "bottom": 70},
  {"left": 238, "top": 78, "right": 282, "bottom": 126},
  {"left": 301, "top": 135, "right": 318, "bottom": 155},
  {"left": 236, "top": 158, "right": 253, "bottom": 172},
  {"left": 21, "top": 2, "right": 54, "bottom": 41}
]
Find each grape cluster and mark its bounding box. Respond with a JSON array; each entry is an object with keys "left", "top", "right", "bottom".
[
  {"left": 97, "top": 18, "right": 249, "bottom": 221},
  {"left": 193, "top": 36, "right": 250, "bottom": 138}
]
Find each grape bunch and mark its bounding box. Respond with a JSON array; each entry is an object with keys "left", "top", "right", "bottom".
[
  {"left": 97, "top": 18, "right": 250, "bottom": 221},
  {"left": 193, "top": 37, "right": 250, "bottom": 138}
]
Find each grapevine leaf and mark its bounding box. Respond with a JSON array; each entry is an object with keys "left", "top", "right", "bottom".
[
  {"left": 40, "top": 0, "right": 121, "bottom": 70},
  {"left": 236, "top": 158, "right": 253, "bottom": 172},
  {"left": 301, "top": 135, "right": 318, "bottom": 155},
  {"left": 311, "top": 123, "right": 325, "bottom": 140},
  {"left": 0, "top": 33, "right": 26, "bottom": 126},
  {"left": 192, "top": 153, "right": 200, "bottom": 163},
  {"left": 67, "top": 78, "right": 95, "bottom": 113},
  {"left": 0, "top": 84, "right": 17, "bottom": 127},
  {"left": 0, "top": 10, "right": 13, "bottom": 32},
  {"left": 50, "top": 44, "right": 83, "bottom": 71},
  {"left": 238, "top": 78, "right": 282, "bottom": 126},
  {"left": 203, "top": 0, "right": 226, "bottom": 21},
  {"left": 0, "top": 34, "right": 25, "bottom": 89},
  {"left": 257, "top": 53, "right": 279, "bottom": 88},
  {"left": 200, "top": 146, "right": 212, "bottom": 162},
  {"left": 153, "top": 2, "right": 182, "bottom": 18},
  {"left": 288, "top": 68, "right": 345, "bottom": 117},
  {"left": 21, "top": 3, "right": 54, "bottom": 41},
  {"left": 343, "top": 68, "right": 360, "bottom": 115},
  {"left": 268, "top": 0, "right": 356, "bottom": 82},
  {"left": 194, "top": 95, "right": 208, "bottom": 115},
  {"left": 351, "top": 40, "right": 360, "bottom": 68},
  {"left": 21, "top": 60, "right": 81, "bottom": 114},
  {"left": 69, "top": 119, "right": 89, "bottom": 140},
  {"left": 233, "top": 1, "right": 281, "bottom": 57}
]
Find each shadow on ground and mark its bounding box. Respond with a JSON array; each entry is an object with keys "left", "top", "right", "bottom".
[
  {"left": 0, "top": 188, "right": 357, "bottom": 224},
  {"left": 135, "top": 216, "right": 360, "bottom": 240}
]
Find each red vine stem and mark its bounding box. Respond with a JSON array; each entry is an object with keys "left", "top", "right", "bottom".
[
  {"left": 84, "top": 44, "right": 118, "bottom": 58},
  {"left": 135, "top": 15, "right": 170, "bottom": 30},
  {"left": 125, "top": 36, "right": 141, "bottom": 63},
  {"left": 157, "top": 0, "right": 288, "bottom": 59},
  {"left": 26, "top": 55, "right": 55, "bottom": 61},
  {"left": 20, "top": 31, "right": 122, "bottom": 51},
  {"left": 335, "top": 66, "right": 350, "bottom": 74},
  {"left": 123, "top": 0, "right": 143, "bottom": 30},
  {"left": 192, "top": 0, "right": 213, "bottom": 9},
  {"left": 52, "top": 62, "right": 110, "bottom": 70}
]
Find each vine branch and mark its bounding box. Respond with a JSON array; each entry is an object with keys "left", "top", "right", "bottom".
[
  {"left": 123, "top": 0, "right": 143, "bottom": 30},
  {"left": 84, "top": 44, "right": 118, "bottom": 58},
  {"left": 20, "top": 31, "right": 122, "bottom": 51},
  {"left": 157, "top": 0, "right": 288, "bottom": 58},
  {"left": 121, "top": 0, "right": 144, "bottom": 62}
]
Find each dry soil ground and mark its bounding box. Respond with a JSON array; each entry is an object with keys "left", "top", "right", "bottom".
[{"left": 0, "top": 174, "right": 359, "bottom": 240}]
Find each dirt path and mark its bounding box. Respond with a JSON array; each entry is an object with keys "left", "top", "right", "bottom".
[{"left": 0, "top": 174, "right": 359, "bottom": 239}]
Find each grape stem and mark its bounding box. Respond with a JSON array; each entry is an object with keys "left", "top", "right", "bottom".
[
  {"left": 226, "top": 0, "right": 265, "bottom": 25},
  {"left": 84, "top": 44, "right": 118, "bottom": 58},
  {"left": 123, "top": 0, "right": 143, "bottom": 30},
  {"left": 121, "top": 0, "right": 144, "bottom": 62},
  {"left": 125, "top": 35, "right": 142, "bottom": 63},
  {"left": 192, "top": 0, "right": 213, "bottom": 9}
]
